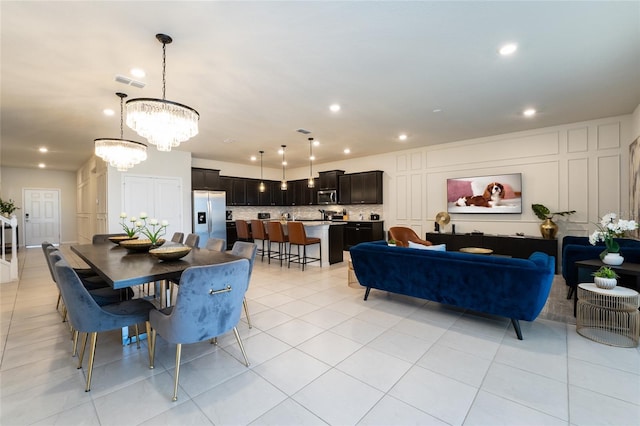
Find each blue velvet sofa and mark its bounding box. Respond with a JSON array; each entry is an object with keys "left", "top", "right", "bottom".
[
  {"left": 561, "top": 236, "right": 640, "bottom": 297},
  {"left": 349, "top": 241, "right": 555, "bottom": 340}
]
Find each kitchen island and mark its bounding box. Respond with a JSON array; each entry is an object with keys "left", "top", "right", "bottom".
[{"left": 299, "top": 221, "right": 345, "bottom": 266}]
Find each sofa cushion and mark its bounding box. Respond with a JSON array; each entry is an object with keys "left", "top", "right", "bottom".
[{"left": 408, "top": 241, "right": 446, "bottom": 251}]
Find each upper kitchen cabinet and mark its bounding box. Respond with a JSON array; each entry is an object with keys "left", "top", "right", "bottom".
[
  {"left": 345, "top": 171, "right": 383, "bottom": 204},
  {"left": 219, "top": 176, "right": 247, "bottom": 206},
  {"left": 338, "top": 174, "right": 351, "bottom": 205},
  {"left": 191, "top": 168, "right": 220, "bottom": 190},
  {"left": 318, "top": 170, "right": 344, "bottom": 190},
  {"left": 245, "top": 179, "right": 261, "bottom": 206}
]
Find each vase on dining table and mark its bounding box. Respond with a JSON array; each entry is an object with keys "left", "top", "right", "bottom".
[{"left": 602, "top": 252, "right": 624, "bottom": 266}]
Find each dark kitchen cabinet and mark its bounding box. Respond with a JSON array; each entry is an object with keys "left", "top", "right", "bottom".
[
  {"left": 191, "top": 168, "right": 220, "bottom": 190},
  {"left": 338, "top": 175, "right": 351, "bottom": 205},
  {"left": 258, "top": 180, "right": 273, "bottom": 206},
  {"left": 344, "top": 221, "right": 384, "bottom": 250},
  {"left": 220, "top": 177, "right": 248, "bottom": 206},
  {"left": 318, "top": 170, "right": 344, "bottom": 190},
  {"left": 225, "top": 221, "right": 237, "bottom": 250},
  {"left": 350, "top": 171, "right": 383, "bottom": 204},
  {"left": 245, "top": 179, "right": 261, "bottom": 206}
]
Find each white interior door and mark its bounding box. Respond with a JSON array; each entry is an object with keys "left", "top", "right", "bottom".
[{"left": 24, "top": 188, "right": 60, "bottom": 246}]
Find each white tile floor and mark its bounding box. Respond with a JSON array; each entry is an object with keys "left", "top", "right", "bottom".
[{"left": 1, "top": 246, "right": 639, "bottom": 425}]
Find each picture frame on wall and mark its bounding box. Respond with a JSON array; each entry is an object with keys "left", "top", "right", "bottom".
[{"left": 446, "top": 173, "right": 523, "bottom": 214}]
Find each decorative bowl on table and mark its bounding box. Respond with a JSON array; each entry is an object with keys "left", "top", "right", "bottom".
[
  {"left": 149, "top": 244, "right": 192, "bottom": 261},
  {"left": 459, "top": 247, "right": 493, "bottom": 255},
  {"left": 119, "top": 238, "right": 165, "bottom": 252},
  {"left": 108, "top": 235, "right": 138, "bottom": 245}
]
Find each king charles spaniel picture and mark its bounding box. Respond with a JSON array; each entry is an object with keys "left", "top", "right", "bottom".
[{"left": 455, "top": 182, "right": 505, "bottom": 208}]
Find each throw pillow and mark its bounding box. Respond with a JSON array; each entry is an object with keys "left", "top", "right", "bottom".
[{"left": 408, "top": 241, "right": 446, "bottom": 251}]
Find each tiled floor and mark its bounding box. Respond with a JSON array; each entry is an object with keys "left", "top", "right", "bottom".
[{"left": 1, "top": 246, "right": 639, "bottom": 426}]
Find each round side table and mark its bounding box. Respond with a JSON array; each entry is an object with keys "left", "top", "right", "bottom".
[{"left": 576, "top": 283, "right": 639, "bottom": 347}]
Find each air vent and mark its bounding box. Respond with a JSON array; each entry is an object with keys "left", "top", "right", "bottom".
[
  {"left": 296, "top": 128, "right": 311, "bottom": 134},
  {"left": 114, "top": 74, "right": 146, "bottom": 88}
]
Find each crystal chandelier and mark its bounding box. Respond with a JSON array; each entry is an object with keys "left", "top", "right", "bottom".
[
  {"left": 307, "top": 137, "right": 315, "bottom": 188},
  {"left": 258, "top": 150, "right": 266, "bottom": 192},
  {"left": 126, "top": 34, "right": 199, "bottom": 152},
  {"left": 280, "top": 145, "right": 288, "bottom": 190},
  {"left": 95, "top": 93, "right": 147, "bottom": 171}
]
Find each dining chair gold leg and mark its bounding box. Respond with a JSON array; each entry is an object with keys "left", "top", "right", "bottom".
[
  {"left": 148, "top": 325, "right": 156, "bottom": 369},
  {"left": 134, "top": 324, "right": 141, "bottom": 349},
  {"left": 172, "top": 343, "right": 182, "bottom": 401},
  {"left": 56, "top": 292, "right": 61, "bottom": 310},
  {"left": 243, "top": 298, "right": 252, "bottom": 329},
  {"left": 61, "top": 305, "right": 67, "bottom": 323},
  {"left": 72, "top": 330, "right": 79, "bottom": 357},
  {"left": 77, "top": 332, "right": 88, "bottom": 369},
  {"left": 233, "top": 326, "right": 250, "bottom": 367},
  {"left": 85, "top": 332, "right": 98, "bottom": 392}
]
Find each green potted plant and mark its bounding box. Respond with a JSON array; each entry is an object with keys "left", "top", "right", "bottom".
[
  {"left": 592, "top": 266, "right": 619, "bottom": 289},
  {"left": 388, "top": 238, "right": 397, "bottom": 247},
  {"left": 531, "top": 204, "right": 576, "bottom": 240},
  {"left": 0, "top": 198, "right": 19, "bottom": 217}
]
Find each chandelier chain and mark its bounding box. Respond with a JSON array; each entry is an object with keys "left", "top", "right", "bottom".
[
  {"left": 162, "top": 42, "right": 167, "bottom": 100},
  {"left": 119, "top": 96, "right": 124, "bottom": 139}
]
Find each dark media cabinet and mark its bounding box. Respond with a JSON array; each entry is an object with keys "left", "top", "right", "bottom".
[{"left": 425, "top": 232, "right": 558, "bottom": 272}]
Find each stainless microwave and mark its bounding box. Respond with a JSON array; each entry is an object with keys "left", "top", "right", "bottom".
[{"left": 317, "top": 190, "right": 337, "bottom": 205}]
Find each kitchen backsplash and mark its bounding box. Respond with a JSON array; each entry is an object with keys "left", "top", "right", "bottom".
[{"left": 228, "top": 205, "right": 383, "bottom": 221}]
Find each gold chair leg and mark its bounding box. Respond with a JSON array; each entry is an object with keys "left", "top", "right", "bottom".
[
  {"left": 146, "top": 322, "right": 155, "bottom": 369},
  {"left": 61, "top": 305, "right": 67, "bottom": 323},
  {"left": 243, "top": 298, "right": 252, "bottom": 329},
  {"left": 56, "top": 292, "right": 61, "bottom": 310},
  {"left": 72, "top": 330, "right": 79, "bottom": 357},
  {"left": 233, "top": 326, "right": 250, "bottom": 367},
  {"left": 134, "top": 324, "right": 141, "bottom": 349},
  {"left": 172, "top": 343, "right": 182, "bottom": 401},
  {"left": 85, "top": 332, "right": 98, "bottom": 392},
  {"left": 77, "top": 332, "right": 88, "bottom": 369}
]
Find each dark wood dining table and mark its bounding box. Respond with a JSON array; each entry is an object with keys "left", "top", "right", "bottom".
[{"left": 71, "top": 242, "right": 240, "bottom": 290}]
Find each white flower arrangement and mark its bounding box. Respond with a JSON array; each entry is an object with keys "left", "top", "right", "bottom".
[{"left": 589, "top": 212, "right": 638, "bottom": 256}]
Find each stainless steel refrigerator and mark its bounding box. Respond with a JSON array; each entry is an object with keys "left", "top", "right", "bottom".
[{"left": 192, "top": 190, "right": 226, "bottom": 248}]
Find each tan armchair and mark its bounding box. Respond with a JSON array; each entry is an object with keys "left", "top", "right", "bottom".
[{"left": 388, "top": 226, "right": 432, "bottom": 248}]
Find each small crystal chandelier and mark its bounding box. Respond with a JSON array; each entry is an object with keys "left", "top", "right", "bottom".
[
  {"left": 307, "top": 137, "right": 315, "bottom": 188},
  {"left": 95, "top": 92, "right": 147, "bottom": 171},
  {"left": 280, "top": 145, "right": 288, "bottom": 190},
  {"left": 258, "top": 150, "right": 266, "bottom": 193},
  {"left": 126, "top": 34, "right": 199, "bottom": 152}
]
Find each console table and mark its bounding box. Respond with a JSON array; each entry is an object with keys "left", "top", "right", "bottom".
[{"left": 425, "top": 233, "right": 558, "bottom": 272}]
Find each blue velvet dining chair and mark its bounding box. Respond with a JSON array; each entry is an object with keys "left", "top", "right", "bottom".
[
  {"left": 205, "top": 237, "right": 226, "bottom": 252},
  {"left": 52, "top": 256, "right": 154, "bottom": 392},
  {"left": 148, "top": 259, "right": 251, "bottom": 401},
  {"left": 230, "top": 241, "right": 257, "bottom": 329}
]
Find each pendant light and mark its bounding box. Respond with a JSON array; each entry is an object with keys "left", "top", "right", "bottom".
[
  {"left": 307, "top": 137, "right": 315, "bottom": 188},
  {"left": 258, "top": 150, "right": 266, "bottom": 193},
  {"left": 126, "top": 34, "right": 199, "bottom": 152},
  {"left": 94, "top": 92, "right": 147, "bottom": 171},
  {"left": 280, "top": 145, "right": 288, "bottom": 190}
]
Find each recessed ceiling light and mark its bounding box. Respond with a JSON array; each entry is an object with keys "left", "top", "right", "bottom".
[
  {"left": 432, "top": 108, "right": 442, "bottom": 113},
  {"left": 39, "top": 147, "right": 48, "bottom": 153},
  {"left": 38, "top": 163, "right": 46, "bottom": 168},
  {"left": 282, "top": 160, "right": 287, "bottom": 166},
  {"left": 398, "top": 134, "right": 408, "bottom": 141},
  {"left": 499, "top": 43, "right": 518, "bottom": 56},
  {"left": 329, "top": 104, "right": 341, "bottom": 112},
  {"left": 278, "top": 148, "right": 284, "bottom": 155},
  {"left": 103, "top": 108, "right": 115, "bottom": 116},
  {"left": 309, "top": 155, "right": 316, "bottom": 161},
  {"left": 344, "top": 148, "right": 351, "bottom": 154},
  {"left": 130, "top": 68, "right": 146, "bottom": 78},
  {"left": 313, "top": 140, "right": 320, "bottom": 146},
  {"left": 250, "top": 156, "right": 257, "bottom": 161},
  {"left": 523, "top": 108, "right": 536, "bottom": 117}
]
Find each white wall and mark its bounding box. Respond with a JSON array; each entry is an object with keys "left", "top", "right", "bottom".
[{"left": 0, "top": 167, "right": 77, "bottom": 244}]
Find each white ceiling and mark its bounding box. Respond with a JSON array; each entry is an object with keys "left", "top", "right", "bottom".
[{"left": 1, "top": 1, "right": 639, "bottom": 172}]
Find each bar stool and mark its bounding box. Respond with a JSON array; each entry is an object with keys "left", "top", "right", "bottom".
[
  {"left": 287, "top": 221, "right": 321, "bottom": 271},
  {"left": 267, "top": 221, "right": 288, "bottom": 267},
  {"left": 236, "top": 220, "right": 253, "bottom": 242},
  {"left": 250, "top": 220, "right": 268, "bottom": 262}
]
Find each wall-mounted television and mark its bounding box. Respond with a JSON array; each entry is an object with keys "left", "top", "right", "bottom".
[{"left": 447, "top": 173, "right": 522, "bottom": 214}]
